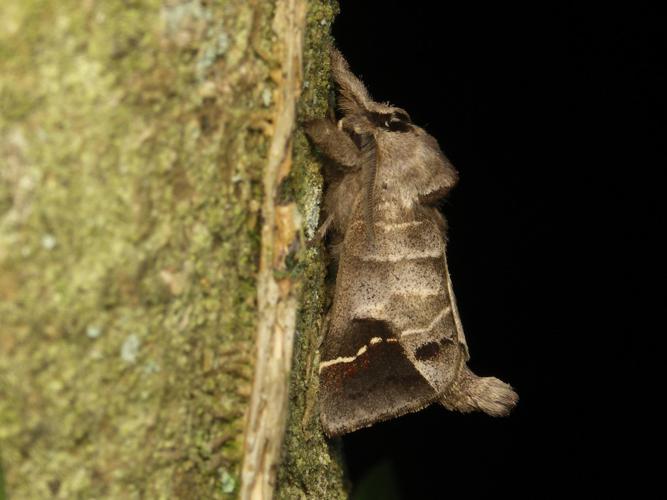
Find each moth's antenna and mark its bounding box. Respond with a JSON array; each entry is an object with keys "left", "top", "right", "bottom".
[{"left": 360, "top": 135, "right": 377, "bottom": 246}]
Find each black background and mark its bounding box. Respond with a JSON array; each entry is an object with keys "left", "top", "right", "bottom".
[{"left": 333, "top": 2, "right": 662, "bottom": 497}]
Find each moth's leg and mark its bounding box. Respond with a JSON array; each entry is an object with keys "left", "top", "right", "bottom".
[
  {"left": 440, "top": 366, "right": 518, "bottom": 417},
  {"left": 300, "top": 309, "right": 331, "bottom": 430},
  {"left": 307, "top": 213, "right": 334, "bottom": 246},
  {"left": 327, "top": 88, "right": 337, "bottom": 122},
  {"left": 304, "top": 119, "right": 361, "bottom": 169}
]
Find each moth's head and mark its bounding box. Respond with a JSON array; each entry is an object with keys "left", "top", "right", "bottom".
[
  {"left": 330, "top": 47, "right": 457, "bottom": 205},
  {"left": 330, "top": 48, "right": 417, "bottom": 139}
]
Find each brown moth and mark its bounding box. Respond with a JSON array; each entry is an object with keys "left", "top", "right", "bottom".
[{"left": 305, "top": 48, "right": 518, "bottom": 437}]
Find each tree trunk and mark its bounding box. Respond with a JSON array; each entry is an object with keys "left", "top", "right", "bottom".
[{"left": 0, "top": 0, "right": 345, "bottom": 498}]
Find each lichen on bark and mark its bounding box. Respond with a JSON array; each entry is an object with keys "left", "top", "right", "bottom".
[
  {"left": 0, "top": 0, "right": 343, "bottom": 498},
  {"left": 276, "top": 2, "right": 349, "bottom": 498}
]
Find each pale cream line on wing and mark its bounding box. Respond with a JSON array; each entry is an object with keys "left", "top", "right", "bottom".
[
  {"left": 401, "top": 305, "right": 451, "bottom": 338},
  {"left": 319, "top": 337, "right": 398, "bottom": 372}
]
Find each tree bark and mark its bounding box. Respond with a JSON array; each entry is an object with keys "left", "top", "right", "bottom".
[{"left": 0, "top": 0, "right": 345, "bottom": 498}]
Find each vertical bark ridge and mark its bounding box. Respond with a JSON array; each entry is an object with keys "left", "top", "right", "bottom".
[{"left": 240, "top": 0, "right": 306, "bottom": 498}]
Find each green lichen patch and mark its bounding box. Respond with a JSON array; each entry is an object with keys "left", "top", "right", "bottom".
[{"left": 0, "top": 0, "right": 282, "bottom": 497}]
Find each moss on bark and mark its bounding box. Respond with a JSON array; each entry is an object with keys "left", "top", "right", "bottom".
[
  {"left": 276, "top": 3, "right": 349, "bottom": 497},
  {"left": 0, "top": 0, "right": 342, "bottom": 497}
]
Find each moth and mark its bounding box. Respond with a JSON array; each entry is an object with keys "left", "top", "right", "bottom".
[{"left": 305, "top": 48, "right": 518, "bottom": 437}]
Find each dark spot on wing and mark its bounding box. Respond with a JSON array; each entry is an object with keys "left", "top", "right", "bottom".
[{"left": 415, "top": 341, "right": 440, "bottom": 360}]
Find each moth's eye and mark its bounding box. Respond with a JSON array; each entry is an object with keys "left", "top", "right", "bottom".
[
  {"left": 386, "top": 112, "right": 412, "bottom": 132},
  {"left": 367, "top": 110, "right": 412, "bottom": 132},
  {"left": 393, "top": 111, "right": 411, "bottom": 123}
]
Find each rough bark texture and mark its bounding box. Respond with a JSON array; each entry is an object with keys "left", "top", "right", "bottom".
[{"left": 0, "top": 0, "right": 344, "bottom": 498}]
